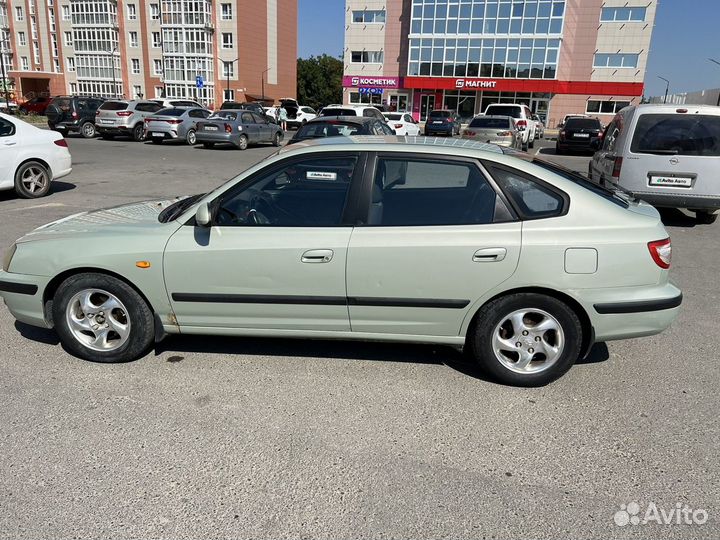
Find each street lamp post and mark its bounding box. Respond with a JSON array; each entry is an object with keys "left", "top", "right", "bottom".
[
  {"left": 709, "top": 58, "right": 720, "bottom": 106},
  {"left": 108, "top": 46, "right": 118, "bottom": 99},
  {"left": 0, "top": 34, "right": 10, "bottom": 110},
  {"left": 657, "top": 76, "right": 670, "bottom": 104},
  {"left": 225, "top": 57, "right": 239, "bottom": 102},
  {"left": 261, "top": 68, "right": 270, "bottom": 105}
]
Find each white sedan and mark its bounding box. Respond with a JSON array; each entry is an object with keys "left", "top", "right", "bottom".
[
  {"left": 0, "top": 113, "right": 72, "bottom": 198},
  {"left": 384, "top": 112, "right": 421, "bottom": 136}
]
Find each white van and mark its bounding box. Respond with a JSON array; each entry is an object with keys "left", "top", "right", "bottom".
[{"left": 589, "top": 104, "right": 720, "bottom": 224}]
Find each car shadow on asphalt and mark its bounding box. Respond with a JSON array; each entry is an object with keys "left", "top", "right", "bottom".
[
  {"left": 14, "top": 321, "right": 60, "bottom": 345},
  {"left": 658, "top": 208, "right": 697, "bottom": 228},
  {"left": 0, "top": 181, "right": 76, "bottom": 202}
]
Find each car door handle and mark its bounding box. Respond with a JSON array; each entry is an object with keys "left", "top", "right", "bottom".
[
  {"left": 473, "top": 248, "right": 507, "bottom": 262},
  {"left": 3, "top": 140, "right": 16, "bottom": 146},
  {"left": 301, "top": 249, "right": 334, "bottom": 263}
]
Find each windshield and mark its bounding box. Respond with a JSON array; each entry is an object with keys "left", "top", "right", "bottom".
[
  {"left": 565, "top": 118, "right": 601, "bottom": 129},
  {"left": 156, "top": 108, "right": 185, "bottom": 117},
  {"left": 158, "top": 194, "right": 206, "bottom": 223},
  {"left": 295, "top": 121, "right": 364, "bottom": 138},
  {"left": 385, "top": 114, "right": 403, "bottom": 121},
  {"left": 485, "top": 106, "right": 522, "bottom": 118},
  {"left": 469, "top": 117, "right": 511, "bottom": 128},
  {"left": 210, "top": 111, "right": 237, "bottom": 120},
  {"left": 429, "top": 110, "right": 451, "bottom": 118},
  {"left": 630, "top": 114, "right": 720, "bottom": 156}
]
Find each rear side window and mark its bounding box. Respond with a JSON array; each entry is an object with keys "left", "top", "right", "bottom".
[
  {"left": 487, "top": 164, "right": 565, "bottom": 219},
  {"left": 99, "top": 101, "right": 128, "bottom": 111},
  {"left": 630, "top": 114, "right": 720, "bottom": 156},
  {"left": 0, "top": 118, "right": 16, "bottom": 137},
  {"left": 51, "top": 98, "right": 72, "bottom": 111},
  {"left": 469, "top": 117, "right": 512, "bottom": 129},
  {"left": 485, "top": 105, "right": 522, "bottom": 118},
  {"left": 368, "top": 158, "right": 506, "bottom": 226},
  {"left": 240, "top": 112, "right": 255, "bottom": 123}
]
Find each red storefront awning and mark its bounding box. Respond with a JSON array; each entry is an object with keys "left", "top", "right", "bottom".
[{"left": 402, "top": 77, "right": 644, "bottom": 96}]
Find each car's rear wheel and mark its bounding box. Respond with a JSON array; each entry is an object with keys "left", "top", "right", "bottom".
[
  {"left": 52, "top": 273, "right": 154, "bottom": 363},
  {"left": 80, "top": 121, "right": 96, "bottom": 138},
  {"left": 272, "top": 131, "right": 282, "bottom": 147},
  {"left": 237, "top": 134, "right": 248, "bottom": 150},
  {"left": 186, "top": 129, "right": 197, "bottom": 145},
  {"left": 695, "top": 210, "right": 718, "bottom": 225},
  {"left": 151, "top": 137, "right": 163, "bottom": 145},
  {"left": 467, "top": 293, "right": 582, "bottom": 386},
  {"left": 132, "top": 123, "right": 145, "bottom": 142},
  {"left": 14, "top": 161, "right": 51, "bottom": 199},
  {"left": 203, "top": 142, "right": 215, "bottom": 149}
]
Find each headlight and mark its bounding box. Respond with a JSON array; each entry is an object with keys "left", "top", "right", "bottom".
[{"left": 2, "top": 244, "right": 17, "bottom": 272}]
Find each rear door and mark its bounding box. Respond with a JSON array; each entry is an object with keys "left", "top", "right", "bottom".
[
  {"left": 621, "top": 111, "right": 720, "bottom": 198},
  {"left": 346, "top": 153, "right": 521, "bottom": 337},
  {"left": 240, "top": 112, "right": 259, "bottom": 142}
]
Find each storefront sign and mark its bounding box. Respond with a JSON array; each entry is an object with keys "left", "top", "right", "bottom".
[
  {"left": 343, "top": 76, "right": 400, "bottom": 89},
  {"left": 455, "top": 79, "right": 497, "bottom": 89},
  {"left": 358, "top": 87, "right": 383, "bottom": 95}
]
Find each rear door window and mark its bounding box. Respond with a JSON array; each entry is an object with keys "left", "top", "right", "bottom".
[
  {"left": 241, "top": 112, "right": 255, "bottom": 123},
  {"left": 630, "top": 114, "right": 720, "bottom": 156}
]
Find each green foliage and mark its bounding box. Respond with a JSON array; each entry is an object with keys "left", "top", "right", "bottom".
[{"left": 297, "top": 55, "right": 343, "bottom": 110}]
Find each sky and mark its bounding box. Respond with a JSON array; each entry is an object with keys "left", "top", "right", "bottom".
[{"left": 297, "top": 0, "right": 720, "bottom": 99}]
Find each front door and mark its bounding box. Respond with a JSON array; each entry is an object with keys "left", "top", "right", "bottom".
[
  {"left": 420, "top": 94, "right": 435, "bottom": 122},
  {"left": 240, "top": 111, "right": 260, "bottom": 142},
  {"left": 346, "top": 154, "right": 522, "bottom": 337},
  {"left": 0, "top": 117, "right": 19, "bottom": 187},
  {"left": 163, "top": 153, "right": 363, "bottom": 331}
]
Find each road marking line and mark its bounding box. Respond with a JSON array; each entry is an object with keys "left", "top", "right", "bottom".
[{"left": 9, "top": 202, "right": 66, "bottom": 211}]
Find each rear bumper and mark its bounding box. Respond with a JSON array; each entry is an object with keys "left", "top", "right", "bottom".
[
  {"left": 146, "top": 128, "right": 178, "bottom": 140},
  {"left": 195, "top": 131, "right": 237, "bottom": 144},
  {"left": 0, "top": 271, "right": 51, "bottom": 328},
  {"left": 557, "top": 139, "right": 597, "bottom": 151},
  {"left": 425, "top": 124, "right": 454, "bottom": 134},
  {"left": 96, "top": 124, "right": 134, "bottom": 135},
  {"left": 630, "top": 191, "right": 720, "bottom": 211}
]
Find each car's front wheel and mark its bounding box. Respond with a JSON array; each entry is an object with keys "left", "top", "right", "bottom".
[
  {"left": 14, "top": 161, "right": 51, "bottom": 198},
  {"left": 237, "top": 134, "right": 248, "bottom": 150},
  {"left": 53, "top": 273, "right": 155, "bottom": 363},
  {"left": 80, "top": 121, "right": 96, "bottom": 138},
  {"left": 467, "top": 293, "right": 582, "bottom": 386},
  {"left": 132, "top": 123, "right": 145, "bottom": 142}
]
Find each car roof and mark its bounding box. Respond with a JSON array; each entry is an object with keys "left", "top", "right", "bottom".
[
  {"left": 473, "top": 115, "right": 512, "bottom": 119},
  {"left": 628, "top": 103, "right": 720, "bottom": 115},
  {"left": 277, "top": 136, "right": 505, "bottom": 156},
  {"left": 324, "top": 104, "right": 378, "bottom": 110}
]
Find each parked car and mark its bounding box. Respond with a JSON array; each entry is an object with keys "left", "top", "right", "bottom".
[
  {"left": 0, "top": 100, "right": 19, "bottom": 114},
  {"left": 383, "top": 112, "right": 421, "bottom": 136},
  {"left": 424, "top": 109, "right": 461, "bottom": 136},
  {"left": 19, "top": 96, "right": 51, "bottom": 115},
  {"left": 220, "top": 101, "right": 275, "bottom": 123},
  {"left": 461, "top": 115, "right": 520, "bottom": 149},
  {"left": 588, "top": 103, "right": 720, "bottom": 224},
  {"left": 287, "top": 116, "right": 395, "bottom": 145},
  {"left": 0, "top": 138, "right": 681, "bottom": 386},
  {"left": 277, "top": 98, "right": 317, "bottom": 129},
  {"left": 95, "top": 100, "right": 164, "bottom": 141},
  {"left": 556, "top": 117, "right": 603, "bottom": 155},
  {"left": 195, "top": 110, "right": 284, "bottom": 150},
  {"left": 151, "top": 99, "right": 205, "bottom": 109},
  {"left": 319, "top": 104, "right": 386, "bottom": 121},
  {"left": 45, "top": 96, "right": 105, "bottom": 138},
  {"left": 0, "top": 112, "right": 72, "bottom": 198},
  {"left": 144, "top": 107, "right": 211, "bottom": 145},
  {"left": 483, "top": 103, "right": 536, "bottom": 150},
  {"left": 532, "top": 114, "right": 545, "bottom": 139}
]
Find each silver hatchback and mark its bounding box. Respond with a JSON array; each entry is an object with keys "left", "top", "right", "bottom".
[
  {"left": 461, "top": 115, "right": 520, "bottom": 149},
  {"left": 144, "top": 107, "right": 211, "bottom": 145},
  {"left": 95, "top": 100, "right": 164, "bottom": 141}
]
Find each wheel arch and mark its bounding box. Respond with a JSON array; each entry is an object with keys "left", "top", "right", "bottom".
[
  {"left": 465, "top": 286, "right": 595, "bottom": 358},
  {"left": 16, "top": 157, "right": 53, "bottom": 181}
]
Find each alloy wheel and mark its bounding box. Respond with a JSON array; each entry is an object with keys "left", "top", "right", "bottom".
[
  {"left": 20, "top": 165, "right": 49, "bottom": 195},
  {"left": 65, "top": 289, "right": 131, "bottom": 352}
]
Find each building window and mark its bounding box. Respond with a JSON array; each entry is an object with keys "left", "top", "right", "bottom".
[
  {"left": 593, "top": 53, "right": 639, "bottom": 69},
  {"left": 351, "top": 50, "right": 384, "bottom": 63},
  {"left": 586, "top": 100, "right": 631, "bottom": 114},
  {"left": 128, "top": 31, "right": 138, "bottom": 47},
  {"left": 154, "top": 86, "right": 164, "bottom": 98},
  {"left": 153, "top": 59, "right": 162, "bottom": 75},
  {"left": 221, "top": 3, "right": 232, "bottom": 19},
  {"left": 61, "top": 5, "right": 70, "bottom": 20},
  {"left": 131, "top": 58, "right": 140, "bottom": 74},
  {"left": 222, "top": 33, "right": 233, "bottom": 49},
  {"left": 224, "top": 88, "right": 234, "bottom": 101},
  {"left": 70, "top": 82, "right": 78, "bottom": 94},
  {"left": 222, "top": 61, "right": 234, "bottom": 78},
  {"left": 152, "top": 32, "right": 161, "bottom": 48},
  {"left": 133, "top": 85, "right": 142, "bottom": 98},
  {"left": 127, "top": 3, "right": 137, "bottom": 19},
  {"left": 17, "top": 31, "right": 26, "bottom": 46},
  {"left": 150, "top": 3, "right": 160, "bottom": 20},
  {"left": 54, "top": 59, "right": 61, "bottom": 73},
  {"left": 32, "top": 42, "right": 40, "bottom": 63},
  {"left": 349, "top": 91, "right": 383, "bottom": 106},
  {"left": 600, "top": 7, "right": 646, "bottom": 22},
  {"left": 15, "top": 6, "right": 23, "bottom": 21},
  {"left": 63, "top": 31, "right": 72, "bottom": 46},
  {"left": 30, "top": 16, "right": 37, "bottom": 39},
  {"left": 352, "top": 10, "right": 385, "bottom": 23},
  {"left": 66, "top": 57, "right": 75, "bottom": 72},
  {"left": 21, "top": 56, "right": 29, "bottom": 70}
]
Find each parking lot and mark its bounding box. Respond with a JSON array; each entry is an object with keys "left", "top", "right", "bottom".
[{"left": 0, "top": 135, "right": 718, "bottom": 539}]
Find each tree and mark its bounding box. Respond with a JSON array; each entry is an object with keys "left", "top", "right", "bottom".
[{"left": 297, "top": 55, "right": 343, "bottom": 110}]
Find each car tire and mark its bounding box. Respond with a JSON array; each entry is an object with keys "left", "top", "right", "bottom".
[
  {"left": 14, "top": 161, "right": 51, "bottom": 199},
  {"left": 555, "top": 144, "right": 563, "bottom": 155},
  {"left": 696, "top": 210, "right": 718, "bottom": 225},
  {"left": 522, "top": 139, "right": 529, "bottom": 151},
  {"left": 203, "top": 142, "right": 215, "bottom": 149},
  {"left": 186, "top": 129, "right": 197, "bottom": 145},
  {"left": 467, "top": 293, "right": 582, "bottom": 387},
  {"left": 529, "top": 137, "right": 534, "bottom": 149},
  {"left": 52, "top": 273, "right": 155, "bottom": 363},
  {"left": 237, "top": 134, "right": 248, "bottom": 150},
  {"left": 132, "top": 123, "right": 145, "bottom": 142},
  {"left": 151, "top": 137, "right": 163, "bottom": 145},
  {"left": 80, "top": 121, "right": 96, "bottom": 139},
  {"left": 272, "top": 131, "right": 282, "bottom": 147}
]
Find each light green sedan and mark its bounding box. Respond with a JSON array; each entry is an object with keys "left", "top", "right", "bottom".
[{"left": 0, "top": 137, "right": 681, "bottom": 386}]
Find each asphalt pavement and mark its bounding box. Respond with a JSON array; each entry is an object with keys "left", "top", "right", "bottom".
[{"left": 0, "top": 134, "right": 717, "bottom": 540}]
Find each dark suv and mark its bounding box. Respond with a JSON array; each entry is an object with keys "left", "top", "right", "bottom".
[{"left": 45, "top": 96, "right": 105, "bottom": 138}]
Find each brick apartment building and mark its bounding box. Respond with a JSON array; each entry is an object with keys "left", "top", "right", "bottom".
[
  {"left": 343, "top": 0, "right": 657, "bottom": 127},
  {"left": 0, "top": 0, "right": 297, "bottom": 107}
]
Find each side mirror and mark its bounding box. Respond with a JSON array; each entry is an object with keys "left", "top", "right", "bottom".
[{"left": 195, "top": 202, "right": 212, "bottom": 227}]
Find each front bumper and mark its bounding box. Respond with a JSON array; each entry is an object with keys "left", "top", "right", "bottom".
[
  {"left": 0, "top": 270, "right": 51, "bottom": 328},
  {"left": 630, "top": 191, "right": 720, "bottom": 211}
]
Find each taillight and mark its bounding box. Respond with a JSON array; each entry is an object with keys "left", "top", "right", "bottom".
[
  {"left": 53, "top": 138, "right": 68, "bottom": 147},
  {"left": 516, "top": 119, "right": 527, "bottom": 130},
  {"left": 71, "top": 111, "right": 78, "bottom": 119},
  {"left": 559, "top": 130, "right": 566, "bottom": 140},
  {"left": 394, "top": 123, "right": 403, "bottom": 128},
  {"left": 464, "top": 130, "right": 475, "bottom": 136},
  {"left": 95, "top": 110, "right": 101, "bottom": 116},
  {"left": 497, "top": 131, "right": 512, "bottom": 136},
  {"left": 166, "top": 119, "right": 182, "bottom": 124},
  {"left": 224, "top": 123, "right": 232, "bottom": 133},
  {"left": 116, "top": 111, "right": 133, "bottom": 117},
  {"left": 612, "top": 156, "right": 623, "bottom": 179},
  {"left": 648, "top": 238, "right": 672, "bottom": 269}
]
